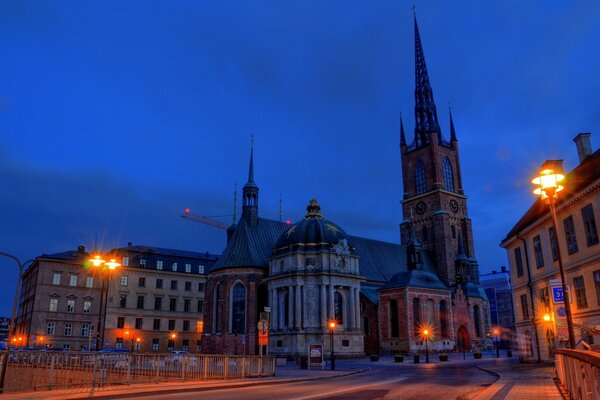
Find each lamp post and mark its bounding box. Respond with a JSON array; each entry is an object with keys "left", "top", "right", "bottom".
[
  {"left": 328, "top": 319, "right": 336, "bottom": 371},
  {"left": 422, "top": 328, "right": 430, "bottom": 363},
  {"left": 493, "top": 328, "right": 500, "bottom": 358},
  {"left": 531, "top": 161, "right": 576, "bottom": 349},
  {"left": 0, "top": 252, "right": 35, "bottom": 338},
  {"left": 89, "top": 255, "right": 121, "bottom": 351}
]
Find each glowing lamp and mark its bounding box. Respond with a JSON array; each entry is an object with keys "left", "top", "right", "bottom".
[
  {"left": 89, "top": 255, "right": 106, "bottom": 267},
  {"left": 493, "top": 328, "right": 499, "bottom": 336},
  {"left": 105, "top": 259, "right": 121, "bottom": 270},
  {"left": 532, "top": 161, "right": 565, "bottom": 201},
  {"left": 328, "top": 320, "right": 337, "bottom": 331},
  {"left": 171, "top": 333, "right": 176, "bottom": 339},
  {"left": 543, "top": 313, "right": 552, "bottom": 322},
  {"left": 423, "top": 329, "right": 429, "bottom": 336}
]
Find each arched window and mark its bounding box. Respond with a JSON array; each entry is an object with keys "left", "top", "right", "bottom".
[
  {"left": 413, "top": 297, "right": 421, "bottom": 336},
  {"left": 389, "top": 300, "right": 399, "bottom": 338},
  {"left": 334, "top": 291, "right": 344, "bottom": 324},
  {"left": 415, "top": 160, "right": 427, "bottom": 194},
  {"left": 212, "top": 284, "right": 220, "bottom": 333},
  {"left": 443, "top": 157, "right": 454, "bottom": 192},
  {"left": 231, "top": 283, "right": 246, "bottom": 334},
  {"left": 440, "top": 300, "right": 448, "bottom": 337},
  {"left": 473, "top": 305, "right": 481, "bottom": 337},
  {"left": 363, "top": 316, "right": 370, "bottom": 336}
]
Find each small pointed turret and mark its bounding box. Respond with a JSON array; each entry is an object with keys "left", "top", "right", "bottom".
[
  {"left": 400, "top": 112, "right": 407, "bottom": 147},
  {"left": 413, "top": 10, "right": 442, "bottom": 146},
  {"left": 455, "top": 225, "right": 470, "bottom": 285},
  {"left": 242, "top": 134, "right": 259, "bottom": 226},
  {"left": 406, "top": 220, "right": 423, "bottom": 270},
  {"left": 449, "top": 106, "right": 457, "bottom": 142}
]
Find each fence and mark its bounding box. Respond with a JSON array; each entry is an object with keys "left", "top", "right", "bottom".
[
  {"left": 555, "top": 349, "right": 600, "bottom": 400},
  {"left": 0, "top": 351, "right": 275, "bottom": 393}
]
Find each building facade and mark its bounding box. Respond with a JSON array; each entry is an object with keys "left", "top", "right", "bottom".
[
  {"left": 501, "top": 133, "right": 600, "bottom": 362},
  {"left": 480, "top": 267, "right": 515, "bottom": 348},
  {"left": 16, "top": 244, "right": 218, "bottom": 352}
]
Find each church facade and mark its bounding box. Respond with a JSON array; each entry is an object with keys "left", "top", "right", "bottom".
[{"left": 202, "top": 15, "right": 490, "bottom": 358}]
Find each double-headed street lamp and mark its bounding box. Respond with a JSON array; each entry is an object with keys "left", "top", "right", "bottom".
[
  {"left": 531, "top": 161, "right": 576, "bottom": 349},
  {"left": 0, "top": 252, "right": 34, "bottom": 338},
  {"left": 89, "top": 254, "right": 121, "bottom": 351},
  {"left": 328, "top": 319, "right": 337, "bottom": 371}
]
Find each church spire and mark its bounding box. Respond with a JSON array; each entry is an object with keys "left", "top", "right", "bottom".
[
  {"left": 449, "top": 106, "right": 457, "bottom": 142},
  {"left": 413, "top": 10, "right": 441, "bottom": 146},
  {"left": 242, "top": 133, "right": 259, "bottom": 226},
  {"left": 400, "top": 111, "right": 406, "bottom": 146}
]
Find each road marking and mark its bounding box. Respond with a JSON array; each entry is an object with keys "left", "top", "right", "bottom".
[{"left": 289, "top": 377, "right": 407, "bottom": 400}]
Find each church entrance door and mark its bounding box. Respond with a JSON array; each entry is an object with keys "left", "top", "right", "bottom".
[{"left": 457, "top": 326, "right": 470, "bottom": 351}]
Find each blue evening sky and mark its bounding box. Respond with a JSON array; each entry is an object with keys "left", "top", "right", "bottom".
[{"left": 1, "top": 1, "right": 599, "bottom": 316}]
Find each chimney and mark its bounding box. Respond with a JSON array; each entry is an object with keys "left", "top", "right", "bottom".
[
  {"left": 127, "top": 242, "right": 133, "bottom": 248},
  {"left": 77, "top": 245, "right": 86, "bottom": 253},
  {"left": 501, "top": 266, "right": 507, "bottom": 273},
  {"left": 573, "top": 133, "right": 592, "bottom": 163}
]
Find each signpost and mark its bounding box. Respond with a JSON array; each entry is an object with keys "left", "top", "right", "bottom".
[{"left": 550, "top": 279, "right": 571, "bottom": 344}]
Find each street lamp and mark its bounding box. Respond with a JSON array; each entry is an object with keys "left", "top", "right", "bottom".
[
  {"left": 422, "top": 328, "right": 430, "bottom": 363},
  {"left": 88, "top": 254, "right": 121, "bottom": 351},
  {"left": 493, "top": 328, "right": 500, "bottom": 358},
  {"left": 532, "top": 161, "right": 576, "bottom": 349},
  {"left": 328, "top": 319, "right": 337, "bottom": 371},
  {"left": 0, "top": 252, "right": 35, "bottom": 338}
]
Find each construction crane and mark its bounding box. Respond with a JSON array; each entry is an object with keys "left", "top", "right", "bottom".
[{"left": 181, "top": 208, "right": 230, "bottom": 230}]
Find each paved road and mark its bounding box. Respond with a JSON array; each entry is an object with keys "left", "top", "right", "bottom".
[{"left": 127, "top": 361, "right": 497, "bottom": 400}]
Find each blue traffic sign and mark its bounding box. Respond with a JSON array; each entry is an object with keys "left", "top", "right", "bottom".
[{"left": 553, "top": 287, "right": 564, "bottom": 303}]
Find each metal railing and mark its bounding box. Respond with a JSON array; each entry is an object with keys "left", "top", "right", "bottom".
[
  {"left": 555, "top": 349, "right": 600, "bottom": 400},
  {"left": 0, "top": 351, "right": 275, "bottom": 393}
]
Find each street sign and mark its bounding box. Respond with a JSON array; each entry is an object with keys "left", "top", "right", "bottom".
[
  {"left": 258, "top": 319, "right": 269, "bottom": 346},
  {"left": 264, "top": 306, "right": 271, "bottom": 312},
  {"left": 553, "top": 287, "right": 564, "bottom": 303},
  {"left": 308, "top": 344, "right": 324, "bottom": 370}
]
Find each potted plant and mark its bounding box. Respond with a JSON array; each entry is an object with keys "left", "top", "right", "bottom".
[
  {"left": 370, "top": 354, "right": 379, "bottom": 362},
  {"left": 394, "top": 354, "right": 404, "bottom": 363},
  {"left": 473, "top": 351, "right": 483, "bottom": 359},
  {"left": 438, "top": 353, "right": 448, "bottom": 362}
]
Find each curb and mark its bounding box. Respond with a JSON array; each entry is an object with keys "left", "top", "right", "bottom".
[
  {"left": 470, "top": 366, "right": 501, "bottom": 400},
  {"left": 62, "top": 368, "right": 369, "bottom": 400}
]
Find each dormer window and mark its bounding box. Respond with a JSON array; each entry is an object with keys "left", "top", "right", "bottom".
[{"left": 172, "top": 262, "right": 178, "bottom": 272}]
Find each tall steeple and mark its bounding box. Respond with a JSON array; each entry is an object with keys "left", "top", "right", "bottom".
[
  {"left": 242, "top": 133, "right": 259, "bottom": 226},
  {"left": 413, "top": 10, "right": 441, "bottom": 146}
]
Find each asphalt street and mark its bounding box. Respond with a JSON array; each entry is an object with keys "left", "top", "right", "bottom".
[{"left": 126, "top": 361, "right": 497, "bottom": 400}]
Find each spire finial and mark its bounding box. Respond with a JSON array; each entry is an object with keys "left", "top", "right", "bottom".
[
  {"left": 449, "top": 105, "right": 457, "bottom": 142},
  {"left": 305, "top": 198, "right": 324, "bottom": 219},
  {"left": 279, "top": 193, "right": 282, "bottom": 222},
  {"left": 413, "top": 11, "right": 442, "bottom": 146},
  {"left": 232, "top": 183, "right": 238, "bottom": 224},
  {"left": 247, "top": 132, "right": 255, "bottom": 183},
  {"left": 400, "top": 108, "right": 406, "bottom": 146}
]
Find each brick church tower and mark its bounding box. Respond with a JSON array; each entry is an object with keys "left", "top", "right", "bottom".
[{"left": 399, "top": 13, "right": 480, "bottom": 288}]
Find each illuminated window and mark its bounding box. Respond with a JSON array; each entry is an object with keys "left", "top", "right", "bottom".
[
  {"left": 157, "top": 260, "right": 163, "bottom": 270},
  {"left": 172, "top": 262, "right": 178, "bottom": 272},
  {"left": 415, "top": 160, "right": 427, "bottom": 195},
  {"left": 122, "top": 257, "right": 129, "bottom": 266},
  {"left": 120, "top": 276, "right": 128, "bottom": 286},
  {"left": 185, "top": 264, "right": 191, "bottom": 273},
  {"left": 198, "top": 265, "right": 205, "bottom": 274}
]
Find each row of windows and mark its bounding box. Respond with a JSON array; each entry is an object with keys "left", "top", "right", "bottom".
[
  {"left": 48, "top": 298, "right": 92, "bottom": 314},
  {"left": 120, "top": 276, "right": 204, "bottom": 292},
  {"left": 122, "top": 257, "right": 206, "bottom": 274},
  {"left": 115, "top": 317, "right": 200, "bottom": 332},
  {"left": 52, "top": 274, "right": 94, "bottom": 288},
  {"left": 46, "top": 321, "right": 93, "bottom": 337},
  {"left": 118, "top": 295, "right": 203, "bottom": 313},
  {"left": 514, "top": 204, "right": 598, "bottom": 276},
  {"left": 414, "top": 157, "right": 455, "bottom": 195},
  {"left": 520, "top": 271, "right": 600, "bottom": 320}
]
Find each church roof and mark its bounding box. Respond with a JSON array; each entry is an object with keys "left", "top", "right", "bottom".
[
  {"left": 210, "top": 216, "right": 289, "bottom": 271},
  {"left": 381, "top": 269, "right": 448, "bottom": 291}
]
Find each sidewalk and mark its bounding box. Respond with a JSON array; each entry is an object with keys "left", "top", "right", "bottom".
[
  {"left": 474, "top": 361, "right": 564, "bottom": 400},
  {"left": 1, "top": 364, "right": 365, "bottom": 400}
]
